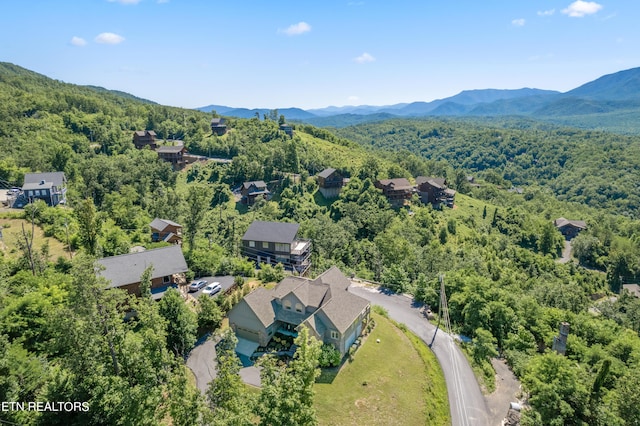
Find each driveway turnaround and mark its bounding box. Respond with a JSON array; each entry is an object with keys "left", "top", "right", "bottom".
[
  {"left": 349, "top": 283, "right": 490, "bottom": 426},
  {"left": 186, "top": 338, "right": 218, "bottom": 394}
]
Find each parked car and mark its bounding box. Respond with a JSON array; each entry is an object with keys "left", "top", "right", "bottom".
[
  {"left": 202, "top": 282, "right": 222, "bottom": 296},
  {"left": 188, "top": 279, "right": 208, "bottom": 292}
]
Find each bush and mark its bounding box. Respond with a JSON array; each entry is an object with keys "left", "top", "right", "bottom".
[
  {"left": 318, "top": 343, "right": 342, "bottom": 368},
  {"left": 372, "top": 305, "right": 389, "bottom": 318},
  {"left": 197, "top": 295, "right": 223, "bottom": 333},
  {"left": 257, "top": 263, "right": 285, "bottom": 283}
]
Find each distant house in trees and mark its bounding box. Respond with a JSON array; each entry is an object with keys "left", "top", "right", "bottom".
[
  {"left": 20, "top": 172, "right": 67, "bottom": 207},
  {"left": 554, "top": 217, "right": 587, "bottom": 239},
  {"left": 133, "top": 130, "right": 158, "bottom": 150},
  {"left": 156, "top": 143, "right": 187, "bottom": 170},
  {"left": 279, "top": 124, "right": 293, "bottom": 138},
  {"left": 317, "top": 168, "right": 348, "bottom": 199},
  {"left": 240, "top": 180, "right": 271, "bottom": 205},
  {"left": 416, "top": 176, "right": 456, "bottom": 208},
  {"left": 97, "top": 245, "right": 188, "bottom": 300},
  {"left": 241, "top": 221, "right": 311, "bottom": 275},
  {"left": 210, "top": 118, "right": 227, "bottom": 136},
  {"left": 375, "top": 178, "right": 414, "bottom": 207},
  {"left": 150, "top": 218, "right": 183, "bottom": 245},
  {"left": 228, "top": 266, "right": 370, "bottom": 357}
]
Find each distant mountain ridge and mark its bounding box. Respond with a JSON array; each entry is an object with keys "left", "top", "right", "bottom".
[{"left": 196, "top": 67, "right": 640, "bottom": 133}]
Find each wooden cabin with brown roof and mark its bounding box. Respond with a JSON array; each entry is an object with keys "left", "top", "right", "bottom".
[
  {"left": 375, "top": 178, "right": 414, "bottom": 207},
  {"left": 133, "top": 130, "right": 158, "bottom": 150},
  {"left": 211, "top": 118, "right": 227, "bottom": 136},
  {"left": 150, "top": 218, "right": 183, "bottom": 245},
  {"left": 416, "top": 176, "right": 456, "bottom": 208},
  {"left": 241, "top": 180, "right": 271, "bottom": 205},
  {"left": 554, "top": 217, "right": 587, "bottom": 239},
  {"left": 317, "top": 168, "right": 348, "bottom": 199},
  {"left": 157, "top": 143, "right": 187, "bottom": 170}
]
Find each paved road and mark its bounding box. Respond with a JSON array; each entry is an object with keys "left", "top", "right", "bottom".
[
  {"left": 349, "top": 284, "right": 490, "bottom": 426},
  {"left": 187, "top": 338, "right": 218, "bottom": 394}
]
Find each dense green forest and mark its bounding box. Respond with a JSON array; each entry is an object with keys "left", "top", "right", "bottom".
[{"left": 2, "top": 62, "right": 640, "bottom": 425}]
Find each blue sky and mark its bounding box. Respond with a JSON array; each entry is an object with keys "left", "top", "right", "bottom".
[{"left": 1, "top": 0, "right": 639, "bottom": 109}]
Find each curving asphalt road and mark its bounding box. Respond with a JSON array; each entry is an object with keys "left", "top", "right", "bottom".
[{"left": 349, "top": 283, "right": 490, "bottom": 426}]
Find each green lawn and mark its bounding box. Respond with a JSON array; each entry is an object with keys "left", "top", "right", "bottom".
[
  {"left": 0, "top": 217, "right": 69, "bottom": 261},
  {"left": 314, "top": 313, "right": 450, "bottom": 426}
]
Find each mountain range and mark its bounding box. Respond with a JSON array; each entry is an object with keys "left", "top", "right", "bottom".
[{"left": 197, "top": 67, "right": 640, "bottom": 132}]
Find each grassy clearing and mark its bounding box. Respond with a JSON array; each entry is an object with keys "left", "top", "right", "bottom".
[
  {"left": 0, "top": 217, "right": 68, "bottom": 261},
  {"left": 314, "top": 312, "right": 450, "bottom": 426}
]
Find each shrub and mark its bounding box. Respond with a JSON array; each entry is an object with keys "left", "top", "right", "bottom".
[
  {"left": 318, "top": 344, "right": 341, "bottom": 368},
  {"left": 372, "top": 305, "right": 389, "bottom": 318}
]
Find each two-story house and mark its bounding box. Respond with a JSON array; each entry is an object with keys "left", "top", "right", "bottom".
[
  {"left": 228, "top": 266, "right": 370, "bottom": 357},
  {"left": 97, "top": 245, "right": 188, "bottom": 300},
  {"left": 240, "top": 180, "right": 271, "bottom": 205},
  {"left": 279, "top": 123, "right": 293, "bottom": 138},
  {"left": 21, "top": 172, "right": 67, "bottom": 207},
  {"left": 156, "top": 144, "right": 187, "bottom": 170},
  {"left": 416, "top": 176, "right": 456, "bottom": 208},
  {"left": 316, "top": 168, "right": 348, "bottom": 199},
  {"left": 210, "top": 118, "right": 227, "bottom": 136},
  {"left": 133, "top": 130, "right": 158, "bottom": 150},
  {"left": 374, "top": 178, "right": 414, "bottom": 207},
  {"left": 241, "top": 221, "right": 311, "bottom": 275},
  {"left": 150, "top": 218, "right": 183, "bottom": 245}
]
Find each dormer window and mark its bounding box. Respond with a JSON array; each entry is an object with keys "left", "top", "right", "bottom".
[
  {"left": 295, "top": 303, "right": 303, "bottom": 313},
  {"left": 284, "top": 300, "right": 292, "bottom": 310}
]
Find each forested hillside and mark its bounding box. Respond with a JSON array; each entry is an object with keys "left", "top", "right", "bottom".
[{"left": 2, "top": 62, "right": 640, "bottom": 425}]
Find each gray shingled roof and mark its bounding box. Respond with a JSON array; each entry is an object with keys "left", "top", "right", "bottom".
[
  {"left": 23, "top": 172, "right": 66, "bottom": 188},
  {"left": 554, "top": 217, "right": 587, "bottom": 229},
  {"left": 23, "top": 181, "right": 53, "bottom": 191},
  {"left": 242, "top": 221, "right": 300, "bottom": 244},
  {"left": 242, "top": 288, "right": 277, "bottom": 328},
  {"left": 377, "top": 178, "right": 413, "bottom": 190},
  {"left": 317, "top": 291, "right": 369, "bottom": 333},
  {"left": 236, "top": 266, "right": 369, "bottom": 336},
  {"left": 157, "top": 145, "right": 185, "bottom": 154},
  {"left": 317, "top": 168, "right": 336, "bottom": 179},
  {"left": 242, "top": 180, "right": 267, "bottom": 190},
  {"left": 416, "top": 176, "right": 446, "bottom": 188},
  {"left": 150, "top": 218, "right": 182, "bottom": 232},
  {"left": 97, "top": 245, "right": 188, "bottom": 289}
]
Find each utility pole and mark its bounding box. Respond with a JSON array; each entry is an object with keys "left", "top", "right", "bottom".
[{"left": 430, "top": 274, "right": 450, "bottom": 348}]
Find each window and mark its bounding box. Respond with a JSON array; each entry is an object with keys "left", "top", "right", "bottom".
[
  {"left": 35, "top": 190, "right": 41, "bottom": 196},
  {"left": 283, "top": 300, "right": 292, "bottom": 310},
  {"left": 330, "top": 330, "right": 339, "bottom": 340},
  {"left": 262, "top": 241, "right": 269, "bottom": 248},
  {"left": 248, "top": 240, "right": 255, "bottom": 248},
  {"left": 163, "top": 275, "right": 171, "bottom": 284},
  {"left": 295, "top": 303, "right": 303, "bottom": 313},
  {"left": 275, "top": 243, "right": 289, "bottom": 252}
]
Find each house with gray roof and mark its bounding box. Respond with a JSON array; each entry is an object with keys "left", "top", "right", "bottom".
[
  {"left": 133, "top": 130, "right": 158, "bottom": 149},
  {"left": 21, "top": 172, "right": 67, "bottom": 207},
  {"left": 97, "top": 245, "right": 188, "bottom": 299},
  {"left": 375, "top": 178, "right": 414, "bottom": 207},
  {"left": 241, "top": 221, "right": 311, "bottom": 274},
  {"left": 240, "top": 180, "right": 271, "bottom": 205},
  {"left": 416, "top": 176, "right": 455, "bottom": 208},
  {"left": 210, "top": 118, "right": 227, "bottom": 136},
  {"left": 156, "top": 143, "right": 187, "bottom": 170},
  {"left": 317, "top": 168, "right": 349, "bottom": 199},
  {"left": 228, "top": 266, "right": 370, "bottom": 357},
  {"left": 150, "top": 218, "right": 183, "bottom": 245},
  {"left": 554, "top": 217, "right": 587, "bottom": 239}
]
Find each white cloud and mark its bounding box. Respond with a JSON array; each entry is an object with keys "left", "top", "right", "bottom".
[
  {"left": 354, "top": 52, "right": 375, "bottom": 63},
  {"left": 70, "top": 36, "right": 87, "bottom": 46},
  {"left": 537, "top": 9, "right": 555, "bottom": 16},
  {"left": 512, "top": 18, "right": 526, "bottom": 27},
  {"left": 279, "top": 22, "right": 311, "bottom": 36},
  {"left": 107, "top": 0, "right": 142, "bottom": 4},
  {"left": 95, "top": 32, "right": 125, "bottom": 44},
  {"left": 348, "top": 95, "right": 359, "bottom": 102},
  {"left": 562, "top": 1, "right": 603, "bottom": 17}
]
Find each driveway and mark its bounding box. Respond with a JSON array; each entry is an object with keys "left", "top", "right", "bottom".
[
  {"left": 349, "top": 283, "right": 490, "bottom": 426},
  {"left": 186, "top": 337, "right": 218, "bottom": 394},
  {"left": 187, "top": 275, "right": 235, "bottom": 299},
  {"left": 558, "top": 240, "right": 572, "bottom": 264}
]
